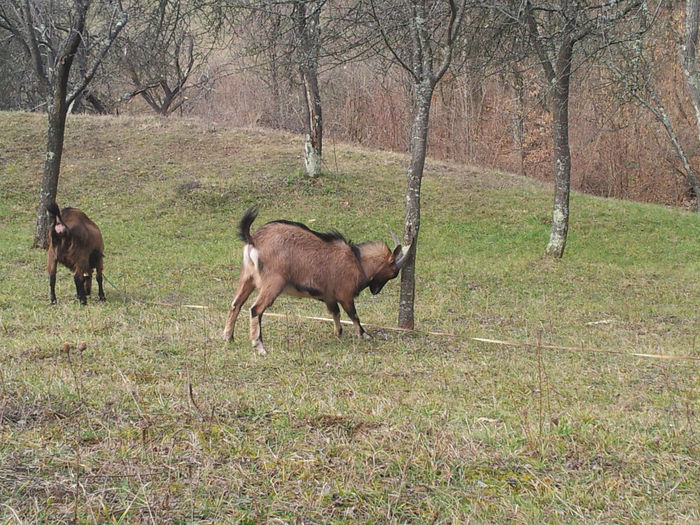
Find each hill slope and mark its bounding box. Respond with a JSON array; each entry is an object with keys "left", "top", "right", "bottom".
[{"left": 0, "top": 111, "right": 698, "bottom": 522}]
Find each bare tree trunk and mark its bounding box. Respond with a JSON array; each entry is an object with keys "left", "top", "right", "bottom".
[
  {"left": 35, "top": 94, "right": 68, "bottom": 248},
  {"left": 681, "top": 0, "right": 700, "bottom": 211},
  {"left": 302, "top": 67, "right": 322, "bottom": 176},
  {"left": 33, "top": 4, "right": 85, "bottom": 248},
  {"left": 546, "top": 40, "right": 573, "bottom": 258},
  {"left": 645, "top": 88, "right": 699, "bottom": 211},
  {"left": 523, "top": 0, "right": 579, "bottom": 258},
  {"left": 510, "top": 70, "right": 526, "bottom": 176},
  {"left": 295, "top": 0, "right": 322, "bottom": 177},
  {"left": 398, "top": 81, "right": 433, "bottom": 329},
  {"left": 367, "top": 0, "right": 464, "bottom": 329}
]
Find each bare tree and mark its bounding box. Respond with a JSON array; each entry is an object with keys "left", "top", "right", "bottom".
[
  {"left": 0, "top": 13, "right": 43, "bottom": 110},
  {"left": 522, "top": 0, "right": 577, "bottom": 257},
  {"left": 232, "top": 0, "right": 326, "bottom": 176},
  {"left": 236, "top": 2, "right": 298, "bottom": 128},
  {"left": 493, "top": 0, "right": 644, "bottom": 257},
  {"left": 294, "top": 0, "right": 323, "bottom": 176},
  {"left": 118, "top": 0, "right": 214, "bottom": 116},
  {"left": 365, "top": 0, "right": 467, "bottom": 329},
  {"left": 0, "top": 0, "right": 127, "bottom": 247},
  {"left": 601, "top": 0, "right": 700, "bottom": 210}
]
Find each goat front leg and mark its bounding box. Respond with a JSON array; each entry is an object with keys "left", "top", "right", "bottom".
[
  {"left": 340, "top": 300, "right": 371, "bottom": 340},
  {"left": 96, "top": 268, "right": 105, "bottom": 301}
]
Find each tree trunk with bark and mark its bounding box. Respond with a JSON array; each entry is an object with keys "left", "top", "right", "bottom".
[
  {"left": 302, "top": 68, "right": 322, "bottom": 176},
  {"left": 34, "top": 5, "right": 86, "bottom": 248},
  {"left": 681, "top": 0, "right": 700, "bottom": 211},
  {"left": 398, "top": 81, "right": 433, "bottom": 329},
  {"left": 35, "top": 96, "right": 69, "bottom": 248},
  {"left": 510, "top": 70, "right": 526, "bottom": 176},
  {"left": 545, "top": 40, "right": 573, "bottom": 258},
  {"left": 295, "top": 0, "right": 322, "bottom": 177},
  {"left": 368, "top": 0, "right": 464, "bottom": 329},
  {"left": 524, "top": 0, "right": 577, "bottom": 258}
]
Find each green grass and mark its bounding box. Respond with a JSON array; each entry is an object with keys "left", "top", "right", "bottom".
[{"left": 0, "top": 111, "right": 698, "bottom": 523}]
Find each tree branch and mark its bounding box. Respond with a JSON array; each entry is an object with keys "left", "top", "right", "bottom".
[{"left": 67, "top": 1, "right": 128, "bottom": 106}]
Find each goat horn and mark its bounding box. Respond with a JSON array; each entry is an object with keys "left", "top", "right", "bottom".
[
  {"left": 394, "top": 239, "right": 413, "bottom": 270},
  {"left": 389, "top": 230, "right": 400, "bottom": 250}
]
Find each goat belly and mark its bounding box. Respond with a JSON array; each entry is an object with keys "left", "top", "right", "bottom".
[{"left": 282, "top": 283, "right": 323, "bottom": 299}]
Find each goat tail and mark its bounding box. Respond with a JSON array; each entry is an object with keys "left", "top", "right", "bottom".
[
  {"left": 47, "top": 202, "right": 61, "bottom": 218},
  {"left": 238, "top": 206, "right": 258, "bottom": 245}
]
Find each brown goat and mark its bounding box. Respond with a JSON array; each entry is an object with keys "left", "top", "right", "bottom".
[
  {"left": 223, "top": 207, "right": 412, "bottom": 354},
  {"left": 47, "top": 203, "right": 105, "bottom": 305}
]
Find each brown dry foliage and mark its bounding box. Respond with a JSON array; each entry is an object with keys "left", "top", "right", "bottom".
[{"left": 170, "top": 48, "right": 699, "bottom": 209}]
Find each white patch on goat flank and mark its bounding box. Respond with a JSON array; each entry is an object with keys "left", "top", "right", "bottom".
[
  {"left": 242, "top": 244, "right": 251, "bottom": 267},
  {"left": 250, "top": 247, "right": 259, "bottom": 269}
]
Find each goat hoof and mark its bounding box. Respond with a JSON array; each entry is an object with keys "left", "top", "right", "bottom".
[
  {"left": 362, "top": 332, "right": 372, "bottom": 340},
  {"left": 253, "top": 341, "right": 267, "bottom": 355},
  {"left": 98, "top": 296, "right": 106, "bottom": 302},
  {"left": 50, "top": 299, "right": 57, "bottom": 305}
]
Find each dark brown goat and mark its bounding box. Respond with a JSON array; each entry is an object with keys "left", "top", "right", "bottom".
[
  {"left": 47, "top": 203, "right": 105, "bottom": 305},
  {"left": 223, "top": 207, "right": 412, "bottom": 354}
]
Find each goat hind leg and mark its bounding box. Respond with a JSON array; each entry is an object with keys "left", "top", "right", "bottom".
[
  {"left": 96, "top": 264, "right": 105, "bottom": 301},
  {"left": 92, "top": 251, "right": 105, "bottom": 301},
  {"left": 223, "top": 275, "right": 255, "bottom": 341},
  {"left": 249, "top": 279, "right": 284, "bottom": 355},
  {"left": 84, "top": 271, "right": 93, "bottom": 296},
  {"left": 73, "top": 274, "right": 87, "bottom": 305}
]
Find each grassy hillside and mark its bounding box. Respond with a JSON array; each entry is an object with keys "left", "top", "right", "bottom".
[{"left": 0, "top": 111, "right": 698, "bottom": 523}]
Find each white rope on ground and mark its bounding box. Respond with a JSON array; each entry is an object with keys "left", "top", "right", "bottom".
[
  {"left": 470, "top": 337, "right": 699, "bottom": 362},
  {"left": 263, "top": 312, "right": 700, "bottom": 362},
  {"left": 102, "top": 279, "right": 700, "bottom": 362}
]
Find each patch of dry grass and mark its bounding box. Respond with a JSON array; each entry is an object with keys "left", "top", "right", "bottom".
[{"left": 0, "top": 111, "right": 698, "bottom": 522}]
